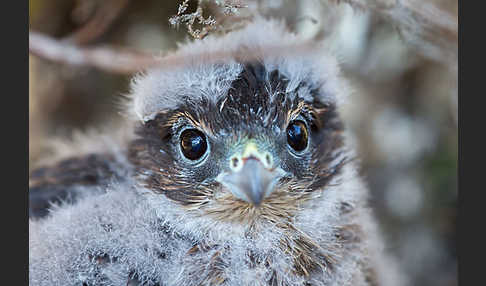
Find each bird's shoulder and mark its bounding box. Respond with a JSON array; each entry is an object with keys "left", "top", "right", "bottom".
[{"left": 29, "top": 152, "right": 130, "bottom": 219}]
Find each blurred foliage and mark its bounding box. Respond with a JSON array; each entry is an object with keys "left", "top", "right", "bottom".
[{"left": 29, "top": 1, "right": 457, "bottom": 285}]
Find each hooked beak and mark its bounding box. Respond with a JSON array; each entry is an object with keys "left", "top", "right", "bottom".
[
  {"left": 219, "top": 157, "right": 281, "bottom": 206},
  {"left": 217, "top": 141, "right": 285, "bottom": 206}
]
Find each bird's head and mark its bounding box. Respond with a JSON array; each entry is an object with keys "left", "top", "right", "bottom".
[{"left": 127, "top": 20, "right": 349, "bottom": 230}]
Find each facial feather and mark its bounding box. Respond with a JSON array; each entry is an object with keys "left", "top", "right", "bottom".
[
  {"left": 30, "top": 18, "right": 403, "bottom": 286},
  {"left": 128, "top": 62, "right": 346, "bottom": 223}
]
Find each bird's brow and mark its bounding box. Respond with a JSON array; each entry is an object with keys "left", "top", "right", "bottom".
[
  {"left": 286, "top": 101, "right": 328, "bottom": 130},
  {"left": 165, "top": 110, "right": 215, "bottom": 137},
  {"left": 150, "top": 98, "right": 328, "bottom": 138}
]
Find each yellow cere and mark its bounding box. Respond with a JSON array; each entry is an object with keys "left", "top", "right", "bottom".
[{"left": 229, "top": 140, "right": 273, "bottom": 172}]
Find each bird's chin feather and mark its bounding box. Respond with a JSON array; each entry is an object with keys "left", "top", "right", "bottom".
[
  {"left": 181, "top": 181, "right": 314, "bottom": 228},
  {"left": 140, "top": 164, "right": 363, "bottom": 281}
]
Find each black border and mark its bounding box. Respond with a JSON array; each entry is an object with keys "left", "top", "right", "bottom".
[
  {"left": 6, "top": 0, "right": 29, "bottom": 285},
  {"left": 458, "top": 1, "right": 481, "bottom": 285}
]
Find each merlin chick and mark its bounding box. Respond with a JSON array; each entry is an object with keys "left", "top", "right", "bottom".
[{"left": 29, "top": 19, "right": 403, "bottom": 286}]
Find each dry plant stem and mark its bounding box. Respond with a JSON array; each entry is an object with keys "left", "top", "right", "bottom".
[
  {"left": 65, "top": 0, "right": 131, "bottom": 45},
  {"left": 333, "top": 0, "right": 457, "bottom": 63},
  {"left": 29, "top": 30, "right": 316, "bottom": 74},
  {"left": 170, "top": 0, "right": 217, "bottom": 39},
  {"left": 29, "top": 31, "right": 157, "bottom": 74},
  {"left": 170, "top": 0, "right": 246, "bottom": 39}
]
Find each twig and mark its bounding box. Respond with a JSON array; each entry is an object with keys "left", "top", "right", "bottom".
[
  {"left": 29, "top": 31, "right": 156, "bottom": 74},
  {"left": 169, "top": 0, "right": 246, "bottom": 39},
  {"left": 29, "top": 30, "right": 317, "bottom": 74}
]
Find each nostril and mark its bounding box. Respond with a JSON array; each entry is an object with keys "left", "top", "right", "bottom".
[
  {"left": 232, "top": 157, "right": 239, "bottom": 168},
  {"left": 265, "top": 153, "right": 272, "bottom": 167}
]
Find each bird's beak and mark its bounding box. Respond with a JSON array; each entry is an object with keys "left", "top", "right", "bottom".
[{"left": 217, "top": 142, "right": 283, "bottom": 206}]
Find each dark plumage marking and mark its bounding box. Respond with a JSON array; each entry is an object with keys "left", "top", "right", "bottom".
[
  {"left": 29, "top": 154, "right": 124, "bottom": 219},
  {"left": 336, "top": 224, "right": 363, "bottom": 246},
  {"left": 339, "top": 202, "right": 355, "bottom": 215},
  {"left": 218, "top": 64, "right": 287, "bottom": 131},
  {"left": 128, "top": 117, "right": 216, "bottom": 204},
  {"left": 128, "top": 62, "right": 345, "bottom": 206}
]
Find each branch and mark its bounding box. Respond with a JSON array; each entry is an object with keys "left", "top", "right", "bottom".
[
  {"left": 29, "top": 31, "right": 157, "bottom": 74},
  {"left": 29, "top": 30, "right": 317, "bottom": 74}
]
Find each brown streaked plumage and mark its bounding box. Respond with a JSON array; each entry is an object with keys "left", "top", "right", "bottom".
[
  {"left": 29, "top": 153, "right": 125, "bottom": 218},
  {"left": 29, "top": 18, "right": 403, "bottom": 286}
]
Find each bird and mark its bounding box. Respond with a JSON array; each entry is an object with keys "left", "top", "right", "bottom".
[{"left": 29, "top": 18, "right": 403, "bottom": 286}]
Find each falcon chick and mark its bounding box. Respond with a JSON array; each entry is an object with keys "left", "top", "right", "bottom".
[{"left": 29, "top": 19, "right": 403, "bottom": 286}]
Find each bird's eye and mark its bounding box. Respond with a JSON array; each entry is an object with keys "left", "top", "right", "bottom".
[
  {"left": 180, "top": 129, "right": 208, "bottom": 160},
  {"left": 286, "top": 120, "right": 308, "bottom": 151}
]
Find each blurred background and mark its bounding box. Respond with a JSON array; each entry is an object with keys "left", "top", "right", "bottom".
[{"left": 29, "top": 0, "right": 457, "bottom": 285}]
